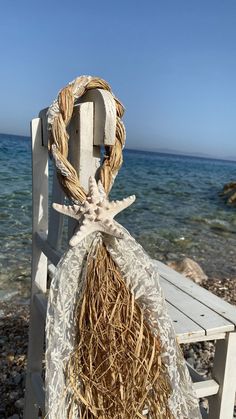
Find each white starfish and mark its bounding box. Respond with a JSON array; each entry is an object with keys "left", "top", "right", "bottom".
[{"left": 53, "top": 177, "right": 136, "bottom": 247}]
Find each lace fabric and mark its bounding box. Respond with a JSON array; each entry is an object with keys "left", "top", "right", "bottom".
[{"left": 45, "top": 229, "right": 201, "bottom": 419}]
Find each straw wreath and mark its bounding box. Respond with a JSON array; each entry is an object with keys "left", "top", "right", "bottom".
[
  {"left": 47, "top": 75, "right": 126, "bottom": 202},
  {"left": 47, "top": 77, "right": 173, "bottom": 417}
]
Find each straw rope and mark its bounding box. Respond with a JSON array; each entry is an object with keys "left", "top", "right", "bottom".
[
  {"left": 66, "top": 243, "right": 173, "bottom": 419},
  {"left": 47, "top": 76, "right": 126, "bottom": 202}
]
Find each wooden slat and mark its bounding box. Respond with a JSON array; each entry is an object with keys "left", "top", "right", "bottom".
[
  {"left": 35, "top": 232, "right": 61, "bottom": 266},
  {"left": 48, "top": 171, "right": 65, "bottom": 250},
  {"left": 166, "top": 302, "right": 205, "bottom": 341},
  {"left": 193, "top": 380, "right": 219, "bottom": 398},
  {"left": 155, "top": 260, "right": 236, "bottom": 326},
  {"left": 79, "top": 88, "right": 116, "bottom": 146},
  {"left": 160, "top": 277, "right": 234, "bottom": 335},
  {"left": 38, "top": 108, "right": 48, "bottom": 147},
  {"left": 24, "top": 118, "right": 48, "bottom": 419},
  {"left": 68, "top": 102, "right": 98, "bottom": 193},
  {"left": 34, "top": 293, "right": 47, "bottom": 321},
  {"left": 67, "top": 102, "right": 98, "bottom": 239},
  {"left": 208, "top": 332, "right": 236, "bottom": 419},
  {"left": 31, "top": 372, "right": 45, "bottom": 412},
  {"left": 178, "top": 332, "right": 226, "bottom": 344},
  {"left": 31, "top": 119, "right": 48, "bottom": 293}
]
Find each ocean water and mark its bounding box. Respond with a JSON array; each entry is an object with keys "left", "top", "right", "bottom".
[{"left": 0, "top": 133, "right": 236, "bottom": 301}]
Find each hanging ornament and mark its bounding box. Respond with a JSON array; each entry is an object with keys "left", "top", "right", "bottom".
[{"left": 45, "top": 76, "right": 201, "bottom": 419}]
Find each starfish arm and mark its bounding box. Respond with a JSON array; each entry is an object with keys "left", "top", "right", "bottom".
[
  {"left": 97, "top": 180, "right": 107, "bottom": 199},
  {"left": 88, "top": 176, "right": 100, "bottom": 202},
  {"left": 108, "top": 195, "right": 136, "bottom": 216},
  {"left": 69, "top": 221, "right": 98, "bottom": 246},
  {"left": 99, "top": 220, "right": 124, "bottom": 239},
  {"left": 52, "top": 203, "right": 83, "bottom": 220}
]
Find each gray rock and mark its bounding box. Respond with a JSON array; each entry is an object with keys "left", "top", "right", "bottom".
[
  {"left": 14, "top": 397, "right": 24, "bottom": 410},
  {"left": 14, "top": 373, "right": 22, "bottom": 385},
  {"left": 167, "top": 257, "right": 208, "bottom": 284}
]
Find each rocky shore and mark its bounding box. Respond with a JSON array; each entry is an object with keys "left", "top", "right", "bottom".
[
  {"left": 0, "top": 302, "right": 29, "bottom": 419},
  {"left": 0, "top": 262, "right": 236, "bottom": 418}
]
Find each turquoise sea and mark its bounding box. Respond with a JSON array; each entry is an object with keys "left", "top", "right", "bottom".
[{"left": 0, "top": 133, "right": 236, "bottom": 302}]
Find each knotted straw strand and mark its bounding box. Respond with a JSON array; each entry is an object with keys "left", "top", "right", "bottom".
[{"left": 47, "top": 76, "right": 126, "bottom": 203}]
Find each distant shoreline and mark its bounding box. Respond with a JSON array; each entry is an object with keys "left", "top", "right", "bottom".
[
  {"left": 125, "top": 147, "right": 236, "bottom": 165},
  {"left": 1, "top": 132, "right": 236, "bottom": 164}
]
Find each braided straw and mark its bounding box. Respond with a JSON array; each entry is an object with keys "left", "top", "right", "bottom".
[{"left": 47, "top": 76, "right": 126, "bottom": 202}]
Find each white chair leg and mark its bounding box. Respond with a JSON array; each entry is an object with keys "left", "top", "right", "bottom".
[
  {"left": 23, "top": 302, "right": 45, "bottom": 418},
  {"left": 208, "top": 332, "right": 236, "bottom": 419}
]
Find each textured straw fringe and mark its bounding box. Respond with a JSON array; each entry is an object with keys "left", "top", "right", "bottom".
[
  {"left": 65, "top": 244, "right": 174, "bottom": 419},
  {"left": 48, "top": 76, "right": 126, "bottom": 202}
]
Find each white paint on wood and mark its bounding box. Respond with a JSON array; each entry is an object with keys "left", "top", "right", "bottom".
[
  {"left": 24, "top": 118, "right": 48, "bottom": 419},
  {"left": 155, "top": 260, "right": 236, "bottom": 326},
  {"left": 38, "top": 108, "right": 49, "bottom": 147},
  {"left": 47, "top": 171, "right": 65, "bottom": 250},
  {"left": 166, "top": 301, "right": 205, "bottom": 341},
  {"left": 178, "top": 332, "right": 226, "bottom": 344},
  {"left": 68, "top": 102, "right": 97, "bottom": 192},
  {"left": 160, "top": 277, "right": 234, "bottom": 335},
  {"left": 39, "top": 107, "right": 65, "bottom": 250},
  {"left": 208, "top": 332, "right": 236, "bottom": 419},
  {"left": 34, "top": 293, "right": 47, "bottom": 322},
  {"left": 193, "top": 380, "right": 219, "bottom": 398},
  {"left": 79, "top": 88, "right": 116, "bottom": 146},
  {"left": 35, "top": 231, "right": 61, "bottom": 267},
  {"left": 31, "top": 372, "right": 45, "bottom": 412},
  {"left": 67, "top": 102, "right": 97, "bottom": 240},
  {"left": 31, "top": 118, "right": 48, "bottom": 294}
]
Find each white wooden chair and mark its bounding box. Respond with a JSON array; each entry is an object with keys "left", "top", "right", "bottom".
[{"left": 24, "top": 89, "right": 236, "bottom": 419}]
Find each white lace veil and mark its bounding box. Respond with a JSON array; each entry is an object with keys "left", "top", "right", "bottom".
[{"left": 45, "top": 226, "right": 201, "bottom": 418}]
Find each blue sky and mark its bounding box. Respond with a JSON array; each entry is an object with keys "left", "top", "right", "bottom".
[{"left": 0, "top": 0, "right": 236, "bottom": 158}]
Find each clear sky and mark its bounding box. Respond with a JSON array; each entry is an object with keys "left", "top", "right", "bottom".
[{"left": 0, "top": 0, "right": 236, "bottom": 159}]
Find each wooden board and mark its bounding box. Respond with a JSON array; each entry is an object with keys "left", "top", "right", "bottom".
[
  {"left": 155, "top": 260, "right": 236, "bottom": 326},
  {"left": 166, "top": 302, "right": 205, "bottom": 341},
  {"left": 160, "top": 277, "right": 234, "bottom": 335},
  {"left": 79, "top": 88, "right": 116, "bottom": 146},
  {"left": 24, "top": 118, "right": 48, "bottom": 418}
]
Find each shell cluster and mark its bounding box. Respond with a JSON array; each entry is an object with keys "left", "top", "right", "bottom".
[{"left": 53, "top": 177, "right": 136, "bottom": 246}]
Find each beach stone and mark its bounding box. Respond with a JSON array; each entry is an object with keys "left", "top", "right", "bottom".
[
  {"left": 13, "top": 373, "right": 22, "bottom": 385},
  {"left": 14, "top": 397, "right": 24, "bottom": 410},
  {"left": 221, "top": 181, "right": 236, "bottom": 204},
  {"left": 167, "top": 257, "right": 208, "bottom": 284}
]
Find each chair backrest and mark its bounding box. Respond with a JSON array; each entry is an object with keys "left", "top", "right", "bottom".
[
  {"left": 24, "top": 88, "right": 117, "bottom": 419},
  {"left": 31, "top": 88, "right": 117, "bottom": 293}
]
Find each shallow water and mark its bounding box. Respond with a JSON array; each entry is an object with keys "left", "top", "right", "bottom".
[{"left": 0, "top": 134, "right": 236, "bottom": 301}]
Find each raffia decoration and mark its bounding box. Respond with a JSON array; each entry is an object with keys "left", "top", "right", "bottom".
[
  {"left": 48, "top": 76, "right": 126, "bottom": 202},
  {"left": 47, "top": 77, "right": 173, "bottom": 418},
  {"left": 65, "top": 244, "right": 173, "bottom": 419}
]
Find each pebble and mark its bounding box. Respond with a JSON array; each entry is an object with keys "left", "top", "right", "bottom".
[
  {"left": 0, "top": 302, "right": 29, "bottom": 417},
  {"left": 14, "top": 398, "right": 24, "bottom": 410},
  {"left": 13, "top": 373, "right": 22, "bottom": 385}
]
